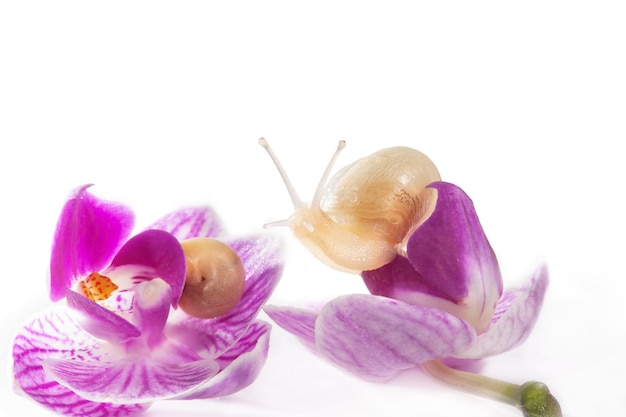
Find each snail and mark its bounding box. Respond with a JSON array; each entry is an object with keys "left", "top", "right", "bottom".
[
  {"left": 259, "top": 138, "right": 441, "bottom": 273},
  {"left": 178, "top": 238, "right": 246, "bottom": 319}
]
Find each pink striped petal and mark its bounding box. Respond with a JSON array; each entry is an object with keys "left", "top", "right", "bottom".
[
  {"left": 263, "top": 305, "right": 317, "bottom": 349},
  {"left": 315, "top": 294, "right": 477, "bottom": 381},
  {"left": 110, "top": 229, "right": 186, "bottom": 308},
  {"left": 176, "top": 321, "right": 271, "bottom": 399},
  {"left": 146, "top": 206, "right": 225, "bottom": 240},
  {"left": 66, "top": 290, "right": 141, "bottom": 344},
  {"left": 50, "top": 185, "right": 135, "bottom": 302},
  {"left": 43, "top": 356, "right": 219, "bottom": 403},
  {"left": 166, "top": 234, "right": 283, "bottom": 358},
  {"left": 12, "top": 308, "right": 148, "bottom": 417},
  {"left": 454, "top": 265, "right": 549, "bottom": 359}
]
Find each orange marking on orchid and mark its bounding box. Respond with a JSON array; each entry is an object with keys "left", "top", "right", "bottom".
[{"left": 78, "top": 272, "right": 119, "bottom": 301}]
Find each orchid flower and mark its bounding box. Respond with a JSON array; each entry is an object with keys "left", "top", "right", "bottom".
[
  {"left": 264, "top": 181, "right": 561, "bottom": 417},
  {"left": 11, "top": 185, "right": 284, "bottom": 417}
]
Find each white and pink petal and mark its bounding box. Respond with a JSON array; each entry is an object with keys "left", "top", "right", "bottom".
[
  {"left": 146, "top": 206, "right": 226, "bottom": 240},
  {"left": 454, "top": 265, "right": 549, "bottom": 359},
  {"left": 263, "top": 305, "right": 317, "bottom": 350},
  {"left": 65, "top": 290, "right": 141, "bottom": 344},
  {"left": 315, "top": 294, "right": 477, "bottom": 381},
  {"left": 176, "top": 320, "right": 272, "bottom": 399},
  {"left": 12, "top": 308, "right": 148, "bottom": 417},
  {"left": 43, "top": 356, "right": 219, "bottom": 404}
]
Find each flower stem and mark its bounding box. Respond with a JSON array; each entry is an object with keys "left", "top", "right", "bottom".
[{"left": 420, "top": 360, "right": 562, "bottom": 417}]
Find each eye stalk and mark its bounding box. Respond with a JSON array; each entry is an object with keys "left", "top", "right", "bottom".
[
  {"left": 178, "top": 238, "right": 246, "bottom": 319},
  {"left": 259, "top": 138, "right": 441, "bottom": 273}
]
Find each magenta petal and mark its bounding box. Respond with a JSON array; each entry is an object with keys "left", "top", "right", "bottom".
[
  {"left": 146, "top": 206, "right": 225, "bottom": 240},
  {"left": 455, "top": 265, "right": 550, "bottom": 359},
  {"left": 404, "top": 182, "right": 503, "bottom": 332},
  {"left": 12, "top": 308, "right": 149, "bottom": 417},
  {"left": 66, "top": 290, "right": 141, "bottom": 343},
  {"left": 110, "top": 229, "right": 186, "bottom": 308},
  {"left": 263, "top": 305, "right": 317, "bottom": 350},
  {"left": 166, "top": 234, "right": 283, "bottom": 358},
  {"left": 315, "top": 294, "right": 477, "bottom": 381},
  {"left": 133, "top": 279, "right": 172, "bottom": 344},
  {"left": 44, "top": 356, "right": 219, "bottom": 403},
  {"left": 176, "top": 321, "right": 271, "bottom": 399},
  {"left": 50, "top": 185, "right": 135, "bottom": 302}
]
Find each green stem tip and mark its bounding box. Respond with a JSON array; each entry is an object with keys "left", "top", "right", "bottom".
[
  {"left": 519, "top": 381, "right": 562, "bottom": 417},
  {"left": 421, "top": 360, "right": 562, "bottom": 417}
]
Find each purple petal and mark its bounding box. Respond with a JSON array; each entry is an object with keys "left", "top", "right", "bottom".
[
  {"left": 263, "top": 305, "right": 317, "bottom": 350},
  {"left": 12, "top": 308, "right": 149, "bottom": 417},
  {"left": 50, "top": 185, "right": 135, "bottom": 302},
  {"left": 66, "top": 290, "right": 141, "bottom": 343},
  {"left": 166, "top": 234, "right": 283, "bottom": 358},
  {"left": 110, "top": 229, "right": 186, "bottom": 308},
  {"left": 315, "top": 294, "right": 477, "bottom": 381},
  {"left": 44, "top": 356, "right": 219, "bottom": 403},
  {"left": 132, "top": 279, "right": 172, "bottom": 345},
  {"left": 454, "top": 265, "right": 549, "bottom": 359},
  {"left": 405, "top": 182, "right": 502, "bottom": 333},
  {"left": 146, "top": 206, "right": 225, "bottom": 240},
  {"left": 176, "top": 321, "right": 271, "bottom": 399}
]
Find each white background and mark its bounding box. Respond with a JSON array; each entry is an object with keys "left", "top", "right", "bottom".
[{"left": 1, "top": 1, "right": 625, "bottom": 416}]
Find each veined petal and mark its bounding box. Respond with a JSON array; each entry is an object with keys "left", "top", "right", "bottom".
[
  {"left": 66, "top": 290, "right": 141, "bottom": 344},
  {"left": 263, "top": 305, "right": 317, "bottom": 350},
  {"left": 43, "top": 356, "right": 219, "bottom": 404},
  {"left": 176, "top": 321, "right": 271, "bottom": 399},
  {"left": 166, "top": 234, "right": 283, "bottom": 358},
  {"left": 454, "top": 265, "right": 549, "bottom": 359},
  {"left": 12, "top": 308, "right": 149, "bottom": 417},
  {"left": 315, "top": 294, "right": 476, "bottom": 381},
  {"left": 404, "top": 182, "right": 503, "bottom": 333},
  {"left": 146, "top": 206, "right": 225, "bottom": 240},
  {"left": 110, "top": 229, "right": 186, "bottom": 308},
  {"left": 50, "top": 185, "right": 135, "bottom": 302}
]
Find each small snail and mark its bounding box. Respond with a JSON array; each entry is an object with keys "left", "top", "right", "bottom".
[
  {"left": 259, "top": 138, "right": 441, "bottom": 273},
  {"left": 178, "top": 238, "right": 246, "bottom": 319}
]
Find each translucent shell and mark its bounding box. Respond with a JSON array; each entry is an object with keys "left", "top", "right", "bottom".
[
  {"left": 260, "top": 139, "right": 441, "bottom": 273},
  {"left": 178, "top": 238, "right": 246, "bottom": 319},
  {"left": 319, "top": 147, "right": 440, "bottom": 246}
]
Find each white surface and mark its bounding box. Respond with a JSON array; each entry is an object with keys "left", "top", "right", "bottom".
[{"left": 1, "top": 2, "right": 624, "bottom": 416}]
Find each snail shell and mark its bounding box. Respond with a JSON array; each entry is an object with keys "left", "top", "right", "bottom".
[
  {"left": 178, "top": 238, "right": 246, "bottom": 318},
  {"left": 260, "top": 139, "right": 441, "bottom": 273}
]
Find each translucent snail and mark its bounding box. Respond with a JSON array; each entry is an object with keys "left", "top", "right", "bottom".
[
  {"left": 178, "top": 238, "right": 246, "bottom": 318},
  {"left": 259, "top": 138, "right": 441, "bottom": 273}
]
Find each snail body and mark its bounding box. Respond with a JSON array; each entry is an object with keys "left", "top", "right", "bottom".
[{"left": 260, "top": 139, "right": 441, "bottom": 273}]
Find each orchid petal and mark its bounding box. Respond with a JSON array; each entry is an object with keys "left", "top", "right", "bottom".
[
  {"left": 44, "top": 356, "right": 219, "bottom": 404},
  {"left": 166, "top": 234, "right": 283, "bottom": 358},
  {"left": 132, "top": 279, "right": 172, "bottom": 345},
  {"left": 176, "top": 321, "right": 271, "bottom": 399},
  {"left": 404, "top": 181, "right": 503, "bottom": 333},
  {"left": 315, "top": 294, "right": 477, "bottom": 381},
  {"left": 146, "top": 206, "right": 226, "bottom": 240},
  {"left": 66, "top": 290, "right": 141, "bottom": 343},
  {"left": 109, "top": 229, "right": 186, "bottom": 308},
  {"left": 50, "top": 185, "right": 135, "bottom": 302},
  {"left": 263, "top": 305, "right": 317, "bottom": 349},
  {"left": 455, "top": 265, "right": 549, "bottom": 359},
  {"left": 12, "top": 308, "right": 149, "bottom": 417}
]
